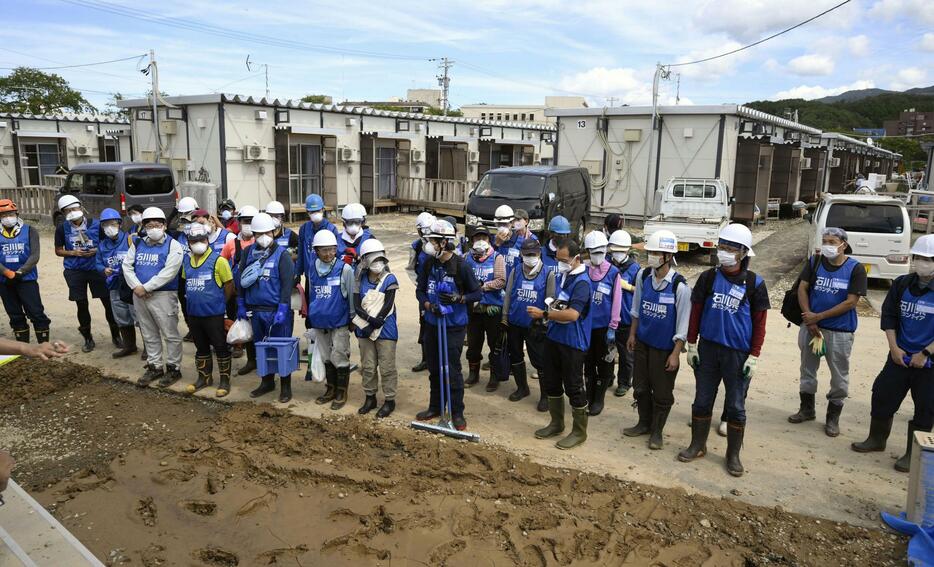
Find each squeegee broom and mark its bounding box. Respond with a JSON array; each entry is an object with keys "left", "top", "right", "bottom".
[{"left": 411, "top": 306, "right": 480, "bottom": 443}]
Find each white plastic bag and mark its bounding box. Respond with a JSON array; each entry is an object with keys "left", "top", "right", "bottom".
[
  {"left": 304, "top": 329, "right": 326, "bottom": 383},
  {"left": 226, "top": 318, "right": 253, "bottom": 344}
]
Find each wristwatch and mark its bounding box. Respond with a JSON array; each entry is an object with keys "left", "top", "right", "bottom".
[{"left": 923, "top": 348, "right": 933, "bottom": 359}]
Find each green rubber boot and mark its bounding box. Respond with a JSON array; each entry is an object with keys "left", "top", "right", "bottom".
[
  {"left": 534, "top": 396, "right": 565, "bottom": 439},
  {"left": 556, "top": 406, "right": 589, "bottom": 450}
]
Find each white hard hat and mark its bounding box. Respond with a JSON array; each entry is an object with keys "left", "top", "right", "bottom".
[
  {"left": 58, "top": 194, "right": 81, "bottom": 211},
  {"left": 359, "top": 238, "right": 386, "bottom": 259},
  {"left": 341, "top": 203, "right": 367, "bottom": 221},
  {"left": 416, "top": 211, "right": 435, "bottom": 230},
  {"left": 911, "top": 234, "right": 934, "bottom": 258},
  {"left": 719, "top": 223, "right": 755, "bottom": 257},
  {"left": 312, "top": 229, "right": 338, "bottom": 248},
  {"left": 238, "top": 205, "right": 258, "bottom": 219},
  {"left": 494, "top": 205, "right": 515, "bottom": 222},
  {"left": 142, "top": 206, "right": 166, "bottom": 222},
  {"left": 250, "top": 212, "right": 276, "bottom": 234},
  {"left": 583, "top": 230, "right": 609, "bottom": 251},
  {"left": 187, "top": 222, "right": 209, "bottom": 238},
  {"left": 645, "top": 229, "right": 679, "bottom": 254},
  {"left": 608, "top": 230, "right": 633, "bottom": 251},
  {"left": 265, "top": 200, "right": 286, "bottom": 215},
  {"left": 429, "top": 220, "right": 456, "bottom": 240},
  {"left": 177, "top": 196, "right": 198, "bottom": 214}
]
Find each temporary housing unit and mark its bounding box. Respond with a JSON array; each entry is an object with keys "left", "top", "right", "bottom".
[
  {"left": 819, "top": 133, "right": 901, "bottom": 196},
  {"left": 0, "top": 112, "right": 131, "bottom": 187},
  {"left": 117, "top": 94, "right": 555, "bottom": 216},
  {"left": 546, "top": 104, "right": 827, "bottom": 223}
]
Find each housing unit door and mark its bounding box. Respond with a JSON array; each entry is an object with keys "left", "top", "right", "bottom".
[
  {"left": 289, "top": 143, "right": 322, "bottom": 207},
  {"left": 376, "top": 147, "right": 397, "bottom": 200}
]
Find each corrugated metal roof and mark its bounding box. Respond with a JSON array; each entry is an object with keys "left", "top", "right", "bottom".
[
  {"left": 0, "top": 112, "right": 129, "bottom": 125},
  {"left": 822, "top": 132, "right": 901, "bottom": 158}
]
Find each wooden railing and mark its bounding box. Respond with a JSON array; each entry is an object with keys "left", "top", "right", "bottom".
[
  {"left": 394, "top": 177, "right": 473, "bottom": 214},
  {"left": 1, "top": 186, "right": 59, "bottom": 223}
]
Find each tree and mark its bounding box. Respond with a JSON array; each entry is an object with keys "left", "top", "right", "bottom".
[
  {"left": 301, "top": 94, "right": 332, "bottom": 104},
  {"left": 875, "top": 135, "right": 931, "bottom": 168},
  {"left": 104, "top": 92, "right": 127, "bottom": 118},
  {"left": 0, "top": 67, "right": 96, "bottom": 114}
]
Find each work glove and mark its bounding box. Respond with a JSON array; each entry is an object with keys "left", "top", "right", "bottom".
[
  {"left": 809, "top": 336, "right": 826, "bottom": 358},
  {"left": 743, "top": 355, "right": 758, "bottom": 379},
  {"left": 620, "top": 280, "right": 635, "bottom": 293},
  {"left": 429, "top": 303, "right": 443, "bottom": 316},
  {"left": 273, "top": 303, "right": 290, "bottom": 326},
  {"left": 606, "top": 328, "right": 616, "bottom": 344},
  {"left": 359, "top": 324, "right": 374, "bottom": 337},
  {"left": 686, "top": 342, "right": 700, "bottom": 370},
  {"left": 485, "top": 304, "right": 501, "bottom": 317},
  {"left": 237, "top": 298, "right": 248, "bottom": 320},
  {"left": 367, "top": 315, "right": 385, "bottom": 329},
  {"left": 439, "top": 291, "right": 461, "bottom": 305}
]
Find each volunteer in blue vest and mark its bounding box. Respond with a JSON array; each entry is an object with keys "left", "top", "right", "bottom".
[
  {"left": 218, "top": 199, "right": 239, "bottom": 235},
  {"left": 353, "top": 239, "right": 400, "bottom": 418},
  {"left": 169, "top": 196, "right": 199, "bottom": 249},
  {"left": 623, "top": 230, "right": 691, "bottom": 451},
  {"left": 608, "top": 230, "right": 640, "bottom": 397},
  {"left": 223, "top": 206, "right": 257, "bottom": 371},
  {"left": 0, "top": 199, "right": 50, "bottom": 343},
  {"left": 493, "top": 205, "right": 536, "bottom": 270},
  {"left": 527, "top": 238, "right": 592, "bottom": 449},
  {"left": 126, "top": 204, "right": 146, "bottom": 238},
  {"left": 680, "top": 224, "right": 769, "bottom": 477},
  {"left": 542, "top": 216, "right": 571, "bottom": 276},
  {"left": 852, "top": 235, "right": 934, "bottom": 473},
  {"left": 265, "top": 200, "right": 299, "bottom": 260},
  {"left": 95, "top": 208, "right": 138, "bottom": 358},
  {"left": 295, "top": 194, "right": 340, "bottom": 284},
  {"left": 415, "top": 220, "right": 482, "bottom": 431},
  {"left": 406, "top": 211, "right": 436, "bottom": 373},
  {"left": 582, "top": 231, "right": 622, "bottom": 416},
  {"left": 181, "top": 223, "right": 235, "bottom": 397},
  {"left": 789, "top": 227, "right": 867, "bottom": 437},
  {"left": 337, "top": 203, "right": 372, "bottom": 266},
  {"left": 122, "top": 207, "right": 184, "bottom": 388},
  {"left": 465, "top": 226, "right": 507, "bottom": 391},
  {"left": 304, "top": 229, "right": 354, "bottom": 409},
  {"left": 191, "top": 209, "right": 235, "bottom": 256},
  {"left": 237, "top": 212, "right": 295, "bottom": 403},
  {"left": 501, "top": 238, "right": 556, "bottom": 410},
  {"left": 54, "top": 195, "right": 120, "bottom": 352}
]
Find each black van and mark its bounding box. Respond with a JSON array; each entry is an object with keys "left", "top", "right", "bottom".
[
  {"left": 465, "top": 166, "right": 591, "bottom": 239},
  {"left": 54, "top": 163, "right": 177, "bottom": 225}
]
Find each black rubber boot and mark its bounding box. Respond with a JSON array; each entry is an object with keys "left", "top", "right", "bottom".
[
  {"left": 536, "top": 387, "right": 548, "bottom": 412},
  {"left": 825, "top": 402, "right": 843, "bottom": 437},
  {"left": 465, "top": 362, "right": 480, "bottom": 388},
  {"left": 250, "top": 375, "right": 276, "bottom": 398},
  {"left": 415, "top": 407, "right": 440, "bottom": 421},
  {"left": 411, "top": 360, "right": 428, "bottom": 372},
  {"left": 484, "top": 363, "right": 499, "bottom": 392},
  {"left": 851, "top": 416, "right": 893, "bottom": 453},
  {"left": 137, "top": 364, "right": 163, "bottom": 387},
  {"left": 534, "top": 396, "right": 565, "bottom": 439},
  {"left": 376, "top": 399, "right": 395, "bottom": 418},
  {"left": 112, "top": 326, "right": 138, "bottom": 358},
  {"left": 788, "top": 392, "right": 817, "bottom": 423},
  {"left": 622, "top": 393, "right": 653, "bottom": 437},
  {"left": 231, "top": 344, "right": 244, "bottom": 359},
  {"left": 158, "top": 365, "right": 182, "bottom": 388},
  {"left": 678, "top": 415, "right": 712, "bottom": 462},
  {"left": 278, "top": 375, "right": 292, "bottom": 403},
  {"left": 13, "top": 327, "right": 29, "bottom": 343},
  {"left": 79, "top": 326, "right": 95, "bottom": 353},
  {"left": 35, "top": 329, "right": 49, "bottom": 343},
  {"left": 315, "top": 363, "right": 338, "bottom": 405},
  {"left": 109, "top": 323, "right": 123, "bottom": 348},
  {"left": 508, "top": 363, "right": 530, "bottom": 402},
  {"left": 588, "top": 372, "right": 610, "bottom": 416},
  {"left": 648, "top": 405, "right": 671, "bottom": 450},
  {"left": 895, "top": 421, "right": 929, "bottom": 473},
  {"left": 358, "top": 394, "right": 378, "bottom": 415},
  {"left": 215, "top": 355, "right": 232, "bottom": 398},
  {"left": 238, "top": 343, "right": 257, "bottom": 375},
  {"left": 556, "top": 406, "right": 588, "bottom": 450},
  {"left": 330, "top": 367, "right": 349, "bottom": 410},
  {"left": 725, "top": 422, "right": 745, "bottom": 477},
  {"left": 186, "top": 355, "right": 214, "bottom": 394}
]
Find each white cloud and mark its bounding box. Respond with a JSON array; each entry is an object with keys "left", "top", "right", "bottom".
[
  {"left": 787, "top": 54, "right": 835, "bottom": 76},
  {"left": 848, "top": 35, "right": 870, "bottom": 57},
  {"left": 889, "top": 67, "right": 928, "bottom": 91},
  {"left": 673, "top": 41, "right": 750, "bottom": 81},
  {"left": 773, "top": 80, "right": 875, "bottom": 100},
  {"left": 921, "top": 33, "right": 934, "bottom": 52},
  {"left": 693, "top": 0, "right": 859, "bottom": 41},
  {"left": 869, "top": 0, "right": 934, "bottom": 25}
]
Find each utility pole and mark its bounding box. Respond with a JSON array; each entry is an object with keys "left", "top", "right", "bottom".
[
  {"left": 607, "top": 96, "right": 618, "bottom": 107},
  {"left": 675, "top": 73, "right": 681, "bottom": 105},
  {"left": 144, "top": 49, "right": 162, "bottom": 162},
  {"left": 431, "top": 57, "right": 454, "bottom": 115},
  {"left": 246, "top": 55, "right": 270, "bottom": 99},
  {"left": 643, "top": 62, "right": 670, "bottom": 220}
]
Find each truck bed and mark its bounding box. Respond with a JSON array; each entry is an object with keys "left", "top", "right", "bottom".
[{"left": 644, "top": 216, "right": 728, "bottom": 251}]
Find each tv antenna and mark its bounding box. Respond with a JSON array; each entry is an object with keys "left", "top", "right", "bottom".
[{"left": 246, "top": 55, "right": 270, "bottom": 99}]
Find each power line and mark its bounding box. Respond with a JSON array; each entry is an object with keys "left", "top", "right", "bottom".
[
  {"left": 0, "top": 53, "right": 145, "bottom": 71},
  {"left": 0, "top": 47, "right": 137, "bottom": 81},
  {"left": 667, "top": 0, "right": 852, "bottom": 67}
]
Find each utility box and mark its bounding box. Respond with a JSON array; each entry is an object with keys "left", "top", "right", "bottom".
[
  {"left": 623, "top": 129, "right": 642, "bottom": 142},
  {"left": 907, "top": 431, "right": 934, "bottom": 527},
  {"left": 179, "top": 181, "right": 219, "bottom": 214}
]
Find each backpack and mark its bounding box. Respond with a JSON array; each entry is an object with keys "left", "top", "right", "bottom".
[
  {"left": 640, "top": 267, "right": 687, "bottom": 295},
  {"left": 781, "top": 256, "right": 820, "bottom": 326},
  {"left": 701, "top": 267, "right": 759, "bottom": 306}
]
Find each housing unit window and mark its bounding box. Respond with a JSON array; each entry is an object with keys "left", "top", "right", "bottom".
[
  {"left": 376, "top": 147, "right": 397, "bottom": 200},
  {"left": 21, "top": 142, "right": 62, "bottom": 185},
  {"left": 529, "top": 114, "right": 535, "bottom": 121},
  {"left": 521, "top": 113, "right": 526, "bottom": 121},
  {"left": 496, "top": 113, "right": 502, "bottom": 120},
  {"left": 289, "top": 143, "right": 322, "bottom": 206},
  {"left": 480, "top": 113, "right": 486, "bottom": 120}
]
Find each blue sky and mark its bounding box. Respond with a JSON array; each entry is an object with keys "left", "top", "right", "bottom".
[{"left": 2, "top": 0, "right": 932, "bottom": 112}]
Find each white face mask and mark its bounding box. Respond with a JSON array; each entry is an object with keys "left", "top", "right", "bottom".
[
  {"left": 190, "top": 242, "right": 208, "bottom": 255},
  {"left": 180, "top": 222, "right": 192, "bottom": 235},
  {"left": 914, "top": 258, "right": 934, "bottom": 278},
  {"left": 256, "top": 234, "right": 273, "bottom": 248},
  {"left": 821, "top": 244, "right": 842, "bottom": 259},
  {"left": 310, "top": 212, "right": 324, "bottom": 224},
  {"left": 522, "top": 255, "right": 539, "bottom": 269},
  {"left": 646, "top": 253, "right": 664, "bottom": 269},
  {"left": 472, "top": 240, "right": 490, "bottom": 255},
  {"left": 1, "top": 216, "right": 17, "bottom": 228},
  {"left": 557, "top": 261, "right": 571, "bottom": 274},
  {"left": 423, "top": 241, "right": 437, "bottom": 257},
  {"left": 220, "top": 210, "right": 232, "bottom": 221},
  {"left": 717, "top": 250, "right": 738, "bottom": 267},
  {"left": 66, "top": 210, "right": 83, "bottom": 223},
  {"left": 345, "top": 223, "right": 361, "bottom": 236},
  {"left": 514, "top": 220, "right": 526, "bottom": 231},
  {"left": 147, "top": 227, "right": 165, "bottom": 241},
  {"left": 589, "top": 251, "right": 606, "bottom": 266},
  {"left": 369, "top": 260, "right": 386, "bottom": 273},
  {"left": 611, "top": 251, "right": 628, "bottom": 264},
  {"left": 130, "top": 213, "right": 142, "bottom": 225},
  {"left": 240, "top": 224, "right": 253, "bottom": 238},
  {"left": 103, "top": 225, "right": 120, "bottom": 238}
]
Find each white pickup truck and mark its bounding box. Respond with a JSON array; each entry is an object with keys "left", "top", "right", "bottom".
[{"left": 643, "top": 178, "right": 730, "bottom": 262}]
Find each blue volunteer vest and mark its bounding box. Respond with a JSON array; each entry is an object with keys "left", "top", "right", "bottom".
[
  {"left": 1, "top": 225, "right": 37, "bottom": 281},
  {"left": 425, "top": 260, "right": 469, "bottom": 328},
  {"left": 412, "top": 240, "right": 431, "bottom": 279},
  {"left": 244, "top": 245, "right": 285, "bottom": 308},
  {"left": 546, "top": 270, "right": 592, "bottom": 351},
  {"left": 466, "top": 251, "right": 504, "bottom": 307},
  {"left": 700, "top": 269, "right": 758, "bottom": 353},
  {"left": 175, "top": 232, "right": 189, "bottom": 253},
  {"left": 507, "top": 267, "right": 548, "bottom": 328},
  {"left": 809, "top": 257, "right": 859, "bottom": 332},
  {"left": 589, "top": 263, "right": 620, "bottom": 329},
  {"left": 185, "top": 252, "right": 226, "bottom": 317},
  {"left": 542, "top": 246, "right": 560, "bottom": 277},
  {"left": 275, "top": 227, "right": 294, "bottom": 248},
  {"left": 62, "top": 219, "right": 100, "bottom": 271},
  {"left": 636, "top": 269, "right": 680, "bottom": 351},
  {"left": 98, "top": 232, "right": 130, "bottom": 290},
  {"left": 356, "top": 273, "right": 399, "bottom": 340},
  {"left": 618, "top": 260, "right": 640, "bottom": 327},
  {"left": 307, "top": 260, "right": 350, "bottom": 329},
  {"left": 337, "top": 230, "right": 371, "bottom": 263},
  {"left": 134, "top": 236, "right": 178, "bottom": 291},
  {"left": 897, "top": 284, "right": 934, "bottom": 354},
  {"left": 209, "top": 229, "right": 230, "bottom": 255}
]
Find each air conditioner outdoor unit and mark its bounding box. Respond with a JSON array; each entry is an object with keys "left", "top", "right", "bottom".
[
  {"left": 411, "top": 149, "right": 424, "bottom": 163},
  {"left": 801, "top": 157, "right": 812, "bottom": 169},
  {"left": 339, "top": 147, "right": 358, "bottom": 162},
  {"left": 396, "top": 152, "right": 410, "bottom": 165},
  {"left": 468, "top": 150, "right": 479, "bottom": 163},
  {"left": 159, "top": 120, "right": 177, "bottom": 135},
  {"left": 830, "top": 157, "right": 841, "bottom": 168},
  {"left": 75, "top": 146, "right": 91, "bottom": 157},
  {"left": 243, "top": 144, "right": 268, "bottom": 162}
]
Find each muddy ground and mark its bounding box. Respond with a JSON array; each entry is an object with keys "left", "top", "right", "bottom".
[{"left": 0, "top": 358, "right": 906, "bottom": 566}]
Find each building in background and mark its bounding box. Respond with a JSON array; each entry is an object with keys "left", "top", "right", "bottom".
[
  {"left": 341, "top": 98, "right": 432, "bottom": 113},
  {"left": 406, "top": 89, "right": 443, "bottom": 109},
  {"left": 853, "top": 127, "right": 886, "bottom": 138},
  {"left": 461, "top": 96, "right": 588, "bottom": 125},
  {"left": 0, "top": 112, "right": 131, "bottom": 188},
  {"left": 884, "top": 109, "right": 932, "bottom": 136}
]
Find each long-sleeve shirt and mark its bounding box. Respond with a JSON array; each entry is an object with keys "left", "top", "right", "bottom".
[
  {"left": 687, "top": 267, "right": 770, "bottom": 357},
  {"left": 501, "top": 262, "right": 556, "bottom": 323},
  {"left": 478, "top": 251, "right": 506, "bottom": 291},
  {"left": 630, "top": 267, "right": 692, "bottom": 344},
  {"left": 353, "top": 268, "right": 398, "bottom": 321},
  {"left": 235, "top": 242, "right": 294, "bottom": 305},
  {"left": 122, "top": 236, "right": 184, "bottom": 292},
  {"left": 415, "top": 254, "right": 482, "bottom": 307},
  {"left": 588, "top": 261, "right": 623, "bottom": 330}
]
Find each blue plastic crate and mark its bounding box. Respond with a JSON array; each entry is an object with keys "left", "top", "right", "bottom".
[{"left": 255, "top": 337, "right": 300, "bottom": 376}]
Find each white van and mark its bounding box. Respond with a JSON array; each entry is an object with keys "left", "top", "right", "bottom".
[{"left": 807, "top": 194, "right": 911, "bottom": 280}]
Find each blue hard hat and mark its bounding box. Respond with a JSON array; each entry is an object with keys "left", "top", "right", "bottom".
[
  {"left": 305, "top": 194, "right": 324, "bottom": 212},
  {"left": 100, "top": 208, "right": 122, "bottom": 222},
  {"left": 548, "top": 215, "right": 571, "bottom": 234}
]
